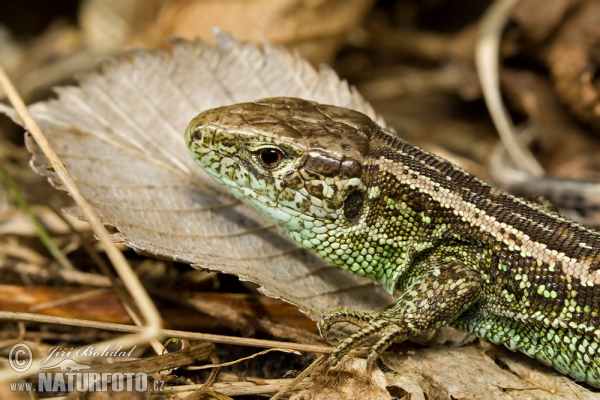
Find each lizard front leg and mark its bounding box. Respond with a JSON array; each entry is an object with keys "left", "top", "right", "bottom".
[{"left": 319, "top": 261, "right": 483, "bottom": 371}]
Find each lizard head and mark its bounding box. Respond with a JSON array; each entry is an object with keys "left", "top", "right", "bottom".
[{"left": 185, "top": 97, "right": 378, "bottom": 243}]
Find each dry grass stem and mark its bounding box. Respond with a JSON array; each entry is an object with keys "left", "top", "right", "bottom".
[
  {"left": 185, "top": 348, "right": 301, "bottom": 370},
  {"left": 271, "top": 355, "right": 326, "bottom": 400},
  {"left": 165, "top": 378, "right": 312, "bottom": 397},
  {"left": 0, "top": 63, "right": 162, "bottom": 381},
  {"left": 476, "top": 0, "right": 544, "bottom": 176},
  {"left": 0, "top": 311, "right": 332, "bottom": 354}
]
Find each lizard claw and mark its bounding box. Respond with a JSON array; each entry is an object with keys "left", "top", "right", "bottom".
[
  {"left": 365, "top": 351, "right": 378, "bottom": 374},
  {"left": 321, "top": 358, "right": 333, "bottom": 374}
]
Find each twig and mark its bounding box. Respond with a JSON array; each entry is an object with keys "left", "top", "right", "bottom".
[
  {"left": 185, "top": 348, "right": 300, "bottom": 370},
  {"left": 271, "top": 355, "right": 324, "bottom": 400},
  {"left": 48, "top": 202, "right": 166, "bottom": 356},
  {"left": 476, "top": 0, "right": 544, "bottom": 176},
  {"left": 3, "top": 261, "right": 112, "bottom": 286},
  {"left": 169, "top": 378, "right": 312, "bottom": 397}
]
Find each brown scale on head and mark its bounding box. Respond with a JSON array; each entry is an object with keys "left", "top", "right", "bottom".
[
  {"left": 189, "top": 98, "right": 375, "bottom": 176},
  {"left": 185, "top": 97, "right": 380, "bottom": 228}
]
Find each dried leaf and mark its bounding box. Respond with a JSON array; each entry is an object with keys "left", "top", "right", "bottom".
[
  {"left": 80, "top": 0, "right": 375, "bottom": 65},
  {"left": 0, "top": 31, "right": 392, "bottom": 322},
  {"left": 547, "top": 0, "right": 600, "bottom": 134},
  {"left": 512, "top": 0, "right": 581, "bottom": 43},
  {"left": 383, "top": 346, "right": 589, "bottom": 399},
  {"left": 295, "top": 358, "right": 391, "bottom": 400}
]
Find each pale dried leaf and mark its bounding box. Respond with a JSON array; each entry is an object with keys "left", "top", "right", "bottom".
[
  {"left": 0, "top": 31, "right": 392, "bottom": 322},
  {"left": 382, "top": 346, "right": 589, "bottom": 399}
]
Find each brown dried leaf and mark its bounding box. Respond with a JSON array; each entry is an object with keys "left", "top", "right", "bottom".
[
  {"left": 0, "top": 32, "right": 392, "bottom": 322},
  {"left": 501, "top": 69, "right": 600, "bottom": 180},
  {"left": 80, "top": 0, "right": 375, "bottom": 65},
  {"left": 512, "top": 0, "right": 581, "bottom": 43},
  {"left": 547, "top": 0, "right": 600, "bottom": 134}
]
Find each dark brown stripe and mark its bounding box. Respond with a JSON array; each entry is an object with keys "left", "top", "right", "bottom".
[{"left": 371, "top": 130, "right": 600, "bottom": 270}]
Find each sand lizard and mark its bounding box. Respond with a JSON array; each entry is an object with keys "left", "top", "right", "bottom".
[{"left": 185, "top": 97, "right": 600, "bottom": 387}]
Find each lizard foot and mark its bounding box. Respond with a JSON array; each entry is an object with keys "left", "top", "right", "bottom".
[
  {"left": 318, "top": 263, "right": 482, "bottom": 373},
  {"left": 319, "top": 309, "right": 406, "bottom": 372},
  {"left": 318, "top": 308, "right": 379, "bottom": 341}
]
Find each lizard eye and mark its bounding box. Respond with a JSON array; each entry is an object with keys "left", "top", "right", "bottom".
[{"left": 258, "top": 148, "right": 283, "bottom": 168}]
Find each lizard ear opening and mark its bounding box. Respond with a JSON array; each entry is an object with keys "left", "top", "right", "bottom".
[{"left": 343, "top": 190, "right": 365, "bottom": 224}]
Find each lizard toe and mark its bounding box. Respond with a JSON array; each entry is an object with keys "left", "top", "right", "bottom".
[
  {"left": 326, "top": 315, "right": 394, "bottom": 368},
  {"left": 319, "top": 308, "right": 378, "bottom": 341}
]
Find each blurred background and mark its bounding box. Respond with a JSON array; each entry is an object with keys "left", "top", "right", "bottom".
[{"left": 1, "top": 1, "right": 600, "bottom": 394}]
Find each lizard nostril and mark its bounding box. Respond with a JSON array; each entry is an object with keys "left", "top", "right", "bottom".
[{"left": 192, "top": 127, "right": 204, "bottom": 142}]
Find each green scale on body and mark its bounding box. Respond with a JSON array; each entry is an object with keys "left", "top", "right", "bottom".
[{"left": 185, "top": 97, "right": 600, "bottom": 387}]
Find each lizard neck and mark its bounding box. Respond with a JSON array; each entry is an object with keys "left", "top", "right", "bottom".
[{"left": 305, "top": 129, "right": 443, "bottom": 294}]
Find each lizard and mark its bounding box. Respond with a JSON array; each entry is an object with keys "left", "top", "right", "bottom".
[{"left": 184, "top": 97, "right": 600, "bottom": 387}]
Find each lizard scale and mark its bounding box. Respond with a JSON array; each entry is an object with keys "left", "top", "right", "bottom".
[{"left": 185, "top": 97, "right": 600, "bottom": 387}]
